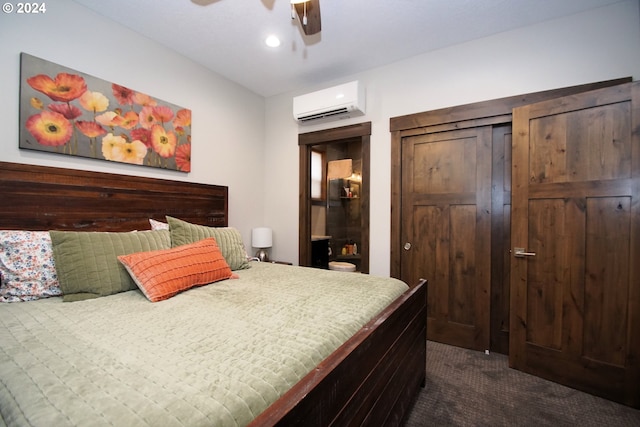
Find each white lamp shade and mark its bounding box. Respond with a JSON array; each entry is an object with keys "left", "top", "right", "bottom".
[{"left": 252, "top": 227, "right": 273, "bottom": 248}]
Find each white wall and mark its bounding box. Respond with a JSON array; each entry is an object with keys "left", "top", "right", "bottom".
[
  {"left": 0, "top": 0, "right": 266, "bottom": 249},
  {"left": 264, "top": 0, "right": 640, "bottom": 272},
  {"left": 2, "top": 1, "right": 639, "bottom": 271}
]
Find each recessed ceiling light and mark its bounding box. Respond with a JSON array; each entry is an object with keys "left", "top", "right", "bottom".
[{"left": 265, "top": 35, "right": 281, "bottom": 48}]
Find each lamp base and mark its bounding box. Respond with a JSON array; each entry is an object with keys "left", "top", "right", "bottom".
[{"left": 255, "top": 249, "right": 270, "bottom": 262}]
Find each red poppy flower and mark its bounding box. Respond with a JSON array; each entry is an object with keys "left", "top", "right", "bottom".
[
  {"left": 150, "top": 124, "right": 176, "bottom": 158},
  {"left": 75, "top": 121, "right": 106, "bottom": 138},
  {"left": 175, "top": 143, "right": 191, "bottom": 172},
  {"left": 25, "top": 111, "right": 73, "bottom": 146},
  {"left": 112, "top": 84, "right": 134, "bottom": 105},
  {"left": 48, "top": 103, "right": 83, "bottom": 120},
  {"left": 27, "top": 73, "right": 87, "bottom": 102},
  {"left": 130, "top": 128, "right": 152, "bottom": 148},
  {"left": 153, "top": 105, "right": 174, "bottom": 124}
]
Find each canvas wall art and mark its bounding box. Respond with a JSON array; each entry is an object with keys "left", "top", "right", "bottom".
[{"left": 19, "top": 53, "right": 191, "bottom": 172}]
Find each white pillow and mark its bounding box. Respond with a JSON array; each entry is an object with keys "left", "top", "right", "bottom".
[{"left": 149, "top": 218, "right": 169, "bottom": 230}]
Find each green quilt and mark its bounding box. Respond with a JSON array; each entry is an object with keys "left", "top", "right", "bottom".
[{"left": 0, "top": 262, "right": 408, "bottom": 427}]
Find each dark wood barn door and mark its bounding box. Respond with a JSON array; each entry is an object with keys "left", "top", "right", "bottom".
[
  {"left": 401, "top": 127, "right": 492, "bottom": 351},
  {"left": 509, "top": 82, "right": 640, "bottom": 407}
]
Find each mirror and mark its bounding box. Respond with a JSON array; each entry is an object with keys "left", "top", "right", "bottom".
[{"left": 298, "top": 123, "right": 370, "bottom": 273}]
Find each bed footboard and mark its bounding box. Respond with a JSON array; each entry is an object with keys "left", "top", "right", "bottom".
[{"left": 249, "top": 278, "right": 427, "bottom": 426}]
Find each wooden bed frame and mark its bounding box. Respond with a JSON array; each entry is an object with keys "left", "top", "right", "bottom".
[{"left": 0, "top": 161, "right": 427, "bottom": 426}]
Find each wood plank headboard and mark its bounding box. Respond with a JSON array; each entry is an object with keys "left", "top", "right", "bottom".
[{"left": 0, "top": 162, "right": 228, "bottom": 231}]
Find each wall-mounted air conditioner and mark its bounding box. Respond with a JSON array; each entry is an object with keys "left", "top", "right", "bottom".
[{"left": 293, "top": 80, "right": 365, "bottom": 124}]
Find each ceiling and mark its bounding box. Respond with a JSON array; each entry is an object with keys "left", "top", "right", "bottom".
[{"left": 72, "top": 0, "right": 623, "bottom": 98}]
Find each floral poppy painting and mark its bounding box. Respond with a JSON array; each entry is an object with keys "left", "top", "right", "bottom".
[{"left": 19, "top": 53, "right": 192, "bottom": 172}]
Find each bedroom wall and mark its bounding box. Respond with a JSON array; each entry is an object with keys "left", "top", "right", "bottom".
[
  {"left": 1, "top": 1, "right": 639, "bottom": 274},
  {"left": 0, "top": 0, "right": 266, "bottom": 248},
  {"left": 264, "top": 0, "right": 640, "bottom": 271}
]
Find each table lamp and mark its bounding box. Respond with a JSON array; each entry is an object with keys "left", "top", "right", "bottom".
[{"left": 251, "top": 227, "right": 272, "bottom": 262}]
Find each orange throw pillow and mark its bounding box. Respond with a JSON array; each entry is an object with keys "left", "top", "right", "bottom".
[{"left": 118, "top": 238, "right": 233, "bottom": 302}]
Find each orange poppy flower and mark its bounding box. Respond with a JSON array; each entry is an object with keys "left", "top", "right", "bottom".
[
  {"left": 150, "top": 124, "right": 176, "bottom": 158},
  {"left": 173, "top": 109, "right": 191, "bottom": 128},
  {"left": 175, "top": 143, "right": 191, "bottom": 172},
  {"left": 27, "top": 73, "right": 87, "bottom": 102},
  {"left": 119, "top": 111, "right": 139, "bottom": 129},
  {"left": 30, "top": 97, "right": 43, "bottom": 110},
  {"left": 25, "top": 111, "right": 73, "bottom": 146}
]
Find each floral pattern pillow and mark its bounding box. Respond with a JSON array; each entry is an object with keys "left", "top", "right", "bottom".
[{"left": 0, "top": 230, "right": 61, "bottom": 302}]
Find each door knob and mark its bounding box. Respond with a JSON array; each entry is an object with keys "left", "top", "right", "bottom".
[
  {"left": 404, "top": 242, "right": 412, "bottom": 251},
  {"left": 514, "top": 247, "right": 536, "bottom": 258}
]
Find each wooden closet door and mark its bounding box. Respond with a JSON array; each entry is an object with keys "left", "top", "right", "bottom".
[
  {"left": 401, "top": 127, "right": 492, "bottom": 351},
  {"left": 510, "top": 82, "right": 640, "bottom": 407}
]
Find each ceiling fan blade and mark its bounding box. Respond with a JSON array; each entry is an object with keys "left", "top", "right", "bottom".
[{"left": 294, "top": 0, "right": 321, "bottom": 35}]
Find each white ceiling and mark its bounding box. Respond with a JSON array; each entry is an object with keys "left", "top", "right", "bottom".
[{"left": 71, "top": 0, "right": 623, "bottom": 97}]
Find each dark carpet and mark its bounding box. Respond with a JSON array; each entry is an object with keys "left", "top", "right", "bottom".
[{"left": 404, "top": 341, "right": 640, "bottom": 427}]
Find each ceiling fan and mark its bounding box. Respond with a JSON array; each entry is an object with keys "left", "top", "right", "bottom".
[
  {"left": 291, "top": 0, "right": 321, "bottom": 35},
  {"left": 192, "top": 0, "right": 321, "bottom": 36}
]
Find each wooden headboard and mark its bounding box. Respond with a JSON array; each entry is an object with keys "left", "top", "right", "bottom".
[{"left": 0, "top": 162, "right": 228, "bottom": 231}]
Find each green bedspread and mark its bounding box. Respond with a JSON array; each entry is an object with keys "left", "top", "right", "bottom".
[{"left": 0, "top": 262, "right": 408, "bottom": 427}]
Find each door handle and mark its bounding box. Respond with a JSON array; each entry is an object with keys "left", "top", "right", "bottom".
[
  {"left": 404, "top": 242, "right": 412, "bottom": 251},
  {"left": 514, "top": 247, "right": 536, "bottom": 258}
]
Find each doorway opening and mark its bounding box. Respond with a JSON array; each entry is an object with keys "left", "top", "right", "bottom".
[{"left": 299, "top": 122, "right": 371, "bottom": 273}]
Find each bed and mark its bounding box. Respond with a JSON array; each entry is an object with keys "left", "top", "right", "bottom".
[{"left": 0, "top": 161, "right": 427, "bottom": 426}]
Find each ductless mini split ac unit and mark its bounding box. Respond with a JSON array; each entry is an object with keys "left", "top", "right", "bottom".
[{"left": 293, "top": 80, "right": 365, "bottom": 124}]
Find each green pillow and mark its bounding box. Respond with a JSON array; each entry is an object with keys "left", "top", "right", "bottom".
[
  {"left": 166, "top": 216, "right": 250, "bottom": 271},
  {"left": 49, "top": 230, "right": 171, "bottom": 302}
]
